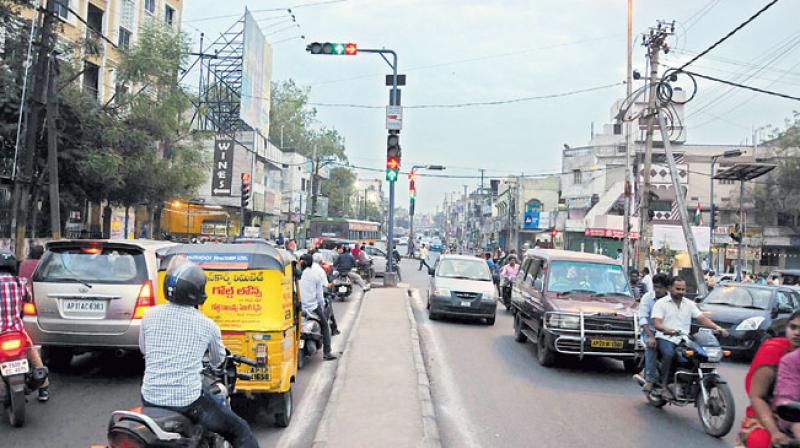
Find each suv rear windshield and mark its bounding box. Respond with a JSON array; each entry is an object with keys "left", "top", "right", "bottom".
[
  {"left": 34, "top": 245, "right": 147, "bottom": 284},
  {"left": 546, "top": 261, "right": 631, "bottom": 296}
]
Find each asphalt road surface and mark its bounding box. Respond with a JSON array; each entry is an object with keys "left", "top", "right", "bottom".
[
  {"left": 404, "top": 258, "right": 749, "bottom": 448},
  {"left": 2, "top": 286, "right": 365, "bottom": 448}
]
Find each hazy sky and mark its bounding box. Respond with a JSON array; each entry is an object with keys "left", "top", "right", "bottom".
[{"left": 182, "top": 0, "right": 800, "bottom": 213}]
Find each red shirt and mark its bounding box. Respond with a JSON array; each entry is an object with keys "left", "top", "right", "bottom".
[
  {"left": 0, "top": 273, "right": 24, "bottom": 333},
  {"left": 745, "top": 337, "right": 793, "bottom": 417}
]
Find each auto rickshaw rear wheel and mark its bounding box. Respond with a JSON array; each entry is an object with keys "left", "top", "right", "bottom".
[{"left": 274, "top": 389, "right": 293, "bottom": 428}]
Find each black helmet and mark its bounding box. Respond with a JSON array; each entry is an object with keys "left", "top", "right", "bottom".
[
  {"left": 164, "top": 261, "right": 208, "bottom": 306},
  {"left": 0, "top": 250, "right": 16, "bottom": 274}
]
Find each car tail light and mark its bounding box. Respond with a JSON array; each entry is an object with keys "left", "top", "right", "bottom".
[
  {"left": 23, "top": 300, "right": 37, "bottom": 316},
  {"left": 133, "top": 281, "right": 155, "bottom": 319},
  {"left": 0, "top": 331, "right": 27, "bottom": 361}
]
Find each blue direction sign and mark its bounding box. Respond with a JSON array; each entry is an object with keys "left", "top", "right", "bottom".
[{"left": 523, "top": 211, "right": 540, "bottom": 230}]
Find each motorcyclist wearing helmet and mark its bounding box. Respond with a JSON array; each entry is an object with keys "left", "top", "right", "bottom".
[
  {"left": 0, "top": 249, "right": 49, "bottom": 401},
  {"left": 139, "top": 258, "right": 258, "bottom": 448}
]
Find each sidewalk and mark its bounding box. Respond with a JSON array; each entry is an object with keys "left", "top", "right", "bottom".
[{"left": 313, "top": 286, "right": 439, "bottom": 448}]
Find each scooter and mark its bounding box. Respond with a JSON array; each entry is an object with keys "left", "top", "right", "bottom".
[
  {"left": 0, "top": 331, "right": 48, "bottom": 428},
  {"left": 634, "top": 329, "right": 735, "bottom": 438},
  {"left": 500, "top": 279, "right": 513, "bottom": 310},
  {"left": 107, "top": 352, "right": 257, "bottom": 447},
  {"left": 357, "top": 259, "right": 374, "bottom": 283},
  {"left": 332, "top": 271, "right": 353, "bottom": 301},
  {"left": 299, "top": 294, "right": 335, "bottom": 369}
]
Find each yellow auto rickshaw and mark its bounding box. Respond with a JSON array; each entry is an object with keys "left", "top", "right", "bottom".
[{"left": 156, "top": 243, "right": 300, "bottom": 427}]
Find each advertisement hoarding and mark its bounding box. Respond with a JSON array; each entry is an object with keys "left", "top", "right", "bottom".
[
  {"left": 212, "top": 138, "right": 234, "bottom": 196},
  {"left": 241, "top": 9, "right": 273, "bottom": 137}
]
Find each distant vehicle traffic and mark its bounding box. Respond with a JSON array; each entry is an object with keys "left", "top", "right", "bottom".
[
  {"left": 426, "top": 255, "right": 498, "bottom": 325},
  {"left": 510, "top": 249, "right": 641, "bottom": 371},
  {"left": 309, "top": 218, "right": 381, "bottom": 244}
]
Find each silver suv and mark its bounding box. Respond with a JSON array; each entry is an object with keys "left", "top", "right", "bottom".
[{"left": 23, "top": 239, "right": 175, "bottom": 368}]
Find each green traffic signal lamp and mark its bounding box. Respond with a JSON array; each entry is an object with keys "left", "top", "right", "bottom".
[{"left": 409, "top": 187, "right": 416, "bottom": 200}]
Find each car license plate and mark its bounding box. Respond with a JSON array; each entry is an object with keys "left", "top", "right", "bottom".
[
  {"left": 461, "top": 301, "right": 471, "bottom": 307},
  {"left": 590, "top": 339, "right": 624, "bottom": 349},
  {"left": 0, "top": 359, "right": 29, "bottom": 376},
  {"left": 700, "top": 362, "right": 720, "bottom": 369},
  {"left": 62, "top": 299, "right": 106, "bottom": 315},
  {"left": 338, "top": 286, "right": 348, "bottom": 293}
]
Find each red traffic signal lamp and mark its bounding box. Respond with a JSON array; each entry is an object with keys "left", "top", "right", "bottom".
[
  {"left": 306, "top": 42, "right": 358, "bottom": 56},
  {"left": 550, "top": 227, "right": 558, "bottom": 238}
]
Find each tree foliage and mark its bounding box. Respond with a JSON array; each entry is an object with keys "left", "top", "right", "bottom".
[
  {"left": 750, "top": 113, "right": 800, "bottom": 228},
  {"left": 321, "top": 167, "right": 355, "bottom": 217}
]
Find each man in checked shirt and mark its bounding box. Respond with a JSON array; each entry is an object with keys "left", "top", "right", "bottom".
[
  {"left": 139, "top": 258, "right": 258, "bottom": 447},
  {"left": 0, "top": 249, "right": 49, "bottom": 401}
]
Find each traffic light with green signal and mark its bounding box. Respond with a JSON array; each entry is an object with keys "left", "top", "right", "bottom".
[
  {"left": 386, "top": 133, "right": 400, "bottom": 182},
  {"left": 306, "top": 42, "right": 357, "bottom": 56}
]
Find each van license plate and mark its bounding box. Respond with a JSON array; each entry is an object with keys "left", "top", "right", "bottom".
[
  {"left": 461, "top": 301, "right": 471, "bottom": 307},
  {"left": 338, "top": 286, "right": 348, "bottom": 293},
  {"left": 1, "top": 359, "right": 29, "bottom": 376},
  {"left": 63, "top": 299, "right": 106, "bottom": 315},
  {"left": 590, "top": 339, "right": 624, "bottom": 349}
]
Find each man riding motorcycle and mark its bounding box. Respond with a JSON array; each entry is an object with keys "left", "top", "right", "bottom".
[
  {"left": 333, "top": 246, "right": 370, "bottom": 291},
  {"left": 139, "top": 259, "right": 258, "bottom": 448},
  {"left": 300, "top": 254, "right": 338, "bottom": 360},
  {"left": 651, "top": 276, "right": 729, "bottom": 399}
]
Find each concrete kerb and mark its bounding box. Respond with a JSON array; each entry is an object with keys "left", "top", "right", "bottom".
[
  {"left": 405, "top": 288, "right": 443, "bottom": 448},
  {"left": 311, "top": 287, "right": 370, "bottom": 448}
]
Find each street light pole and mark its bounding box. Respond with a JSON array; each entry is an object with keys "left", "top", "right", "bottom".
[
  {"left": 709, "top": 150, "right": 742, "bottom": 273},
  {"left": 408, "top": 164, "right": 445, "bottom": 251}
]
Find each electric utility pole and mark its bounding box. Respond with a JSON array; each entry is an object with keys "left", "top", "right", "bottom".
[
  {"left": 637, "top": 22, "right": 672, "bottom": 270},
  {"left": 46, "top": 56, "right": 61, "bottom": 240},
  {"left": 622, "top": 0, "right": 633, "bottom": 270},
  {"left": 12, "top": 0, "right": 57, "bottom": 258}
]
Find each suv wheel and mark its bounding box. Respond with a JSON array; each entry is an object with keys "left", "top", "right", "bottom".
[{"left": 536, "top": 331, "right": 556, "bottom": 367}]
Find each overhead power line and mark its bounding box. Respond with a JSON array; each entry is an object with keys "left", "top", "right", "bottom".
[
  {"left": 184, "top": 0, "right": 346, "bottom": 23},
  {"left": 301, "top": 82, "right": 622, "bottom": 109},
  {"left": 678, "top": 0, "right": 782, "bottom": 71},
  {"left": 676, "top": 68, "right": 800, "bottom": 102}
]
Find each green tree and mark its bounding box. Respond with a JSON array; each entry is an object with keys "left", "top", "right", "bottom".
[
  {"left": 321, "top": 167, "right": 355, "bottom": 217},
  {"left": 750, "top": 113, "right": 800, "bottom": 228}
]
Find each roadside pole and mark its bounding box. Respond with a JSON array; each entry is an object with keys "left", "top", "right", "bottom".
[
  {"left": 12, "top": 0, "right": 57, "bottom": 258},
  {"left": 622, "top": 0, "right": 633, "bottom": 270},
  {"left": 46, "top": 56, "right": 61, "bottom": 239}
]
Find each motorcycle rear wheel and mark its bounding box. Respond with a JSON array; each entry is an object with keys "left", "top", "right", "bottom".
[
  {"left": 698, "top": 382, "right": 735, "bottom": 437},
  {"left": 7, "top": 387, "right": 25, "bottom": 427}
]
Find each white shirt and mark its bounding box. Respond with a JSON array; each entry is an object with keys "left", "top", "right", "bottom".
[
  {"left": 642, "top": 274, "right": 653, "bottom": 294},
  {"left": 300, "top": 263, "right": 327, "bottom": 312},
  {"left": 651, "top": 295, "right": 702, "bottom": 344},
  {"left": 419, "top": 247, "right": 429, "bottom": 259}
]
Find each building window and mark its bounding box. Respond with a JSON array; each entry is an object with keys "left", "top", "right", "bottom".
[
  {"left": 118, "top": 27, "right": 131, "bottom": 49},
  {"left": 761, "top": 251, "right": 780, "bottom": 267},
  {"left": 145, "top": 0, "right": 155, "bottom": 15},
  {"left": 55, "top": 0, "right": 70, "bottom": 19},
  {"left": 83, "top": 61, "right": 100, "bottom": 99},
  {"left": 87, "top": 3, "right": 103, "bottom": 35},
  {"left": 301, "top": 178, "right": 306, "bottom": 192},
  {"left": 778, "top": 212, "right": 795, "bottom": 227},
  {"left": 120, "top": 0, "right": 135, "bottom": 29},
  {"left": 613, "top": 123, "right": 622, "bottom": 135},
  {"left": 165, "top": 5, "right": 175, "bottom": 26},
  {"left": 572, "top": 169, "right": 582, "bottom": 184}
]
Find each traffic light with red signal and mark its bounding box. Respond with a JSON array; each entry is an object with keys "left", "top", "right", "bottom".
[
  {"left": 241, "top": 172, "right": 251, "bottom": 208},
  {"left": 386, "top": 133, "right": 400, "bottom": 182},
  {"left": 409, "top": 172, "right": 417, "bottom": 200},
  {"left": 550, "top": 227, "right": 558, "bottom": 239},
  {"left": 306, "top": 42, "right": 358, "bottom": 56}
]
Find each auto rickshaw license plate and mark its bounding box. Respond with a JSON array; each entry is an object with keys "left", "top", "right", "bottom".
[{"left": 590, "top": 339, "right": 624, "bottom": 349}]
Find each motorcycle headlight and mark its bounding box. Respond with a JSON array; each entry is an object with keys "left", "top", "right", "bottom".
[
  {"left": 433, "top": 287, "right": 451, "bottom": 297},
  {"left": 546, "top": 313, "right": 580, "bottom": 330},
  {"left": 736, "top": 316, "right": 765, "bottom": 331},
  {"left": 704, "top": 346, "right": 723, "bottom": 362}
]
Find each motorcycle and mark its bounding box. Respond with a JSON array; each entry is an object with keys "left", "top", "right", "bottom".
[
  {"left": 332, "top": 271, "right": 353, "bottom": 301},
  {"left": 106, "top": 352, "right": 257, "bottom": 447},
  {"left": 357, "top": 259, "right": 374, "bottom": 283},
  {"left": 299, "top": 295, "right": 335, "bottom": 369},
  {"left": 0, "top": 331, "right": 48, "bottom": 428},
  {"left": 634, "top": 329, "right": 735, "bottom": 438},
  {"left": 500, "top": 278, "right": 513, "bottom": 310}
]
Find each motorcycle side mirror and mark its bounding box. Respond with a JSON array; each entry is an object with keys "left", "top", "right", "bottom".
[{"left": 777, "top": 401, "right": 800, "bottom": 423}]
